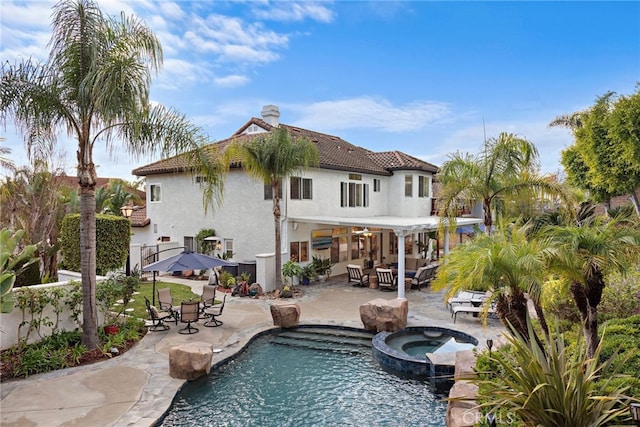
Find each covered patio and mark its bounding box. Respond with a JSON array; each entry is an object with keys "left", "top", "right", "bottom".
[{"left": 288, "top": 215, "right": 484, "bottom": 300}]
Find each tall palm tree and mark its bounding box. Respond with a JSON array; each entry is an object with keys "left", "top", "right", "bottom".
[
  {"left": 432, "top": 223, "right": 549, "bottom": 342},
  {"left": 436, "top": 132, "right": 572, "bottom": 232},
  {"left": 1, "top": 0, "right": 223, "bottom": 348},
  {"left": 229, "top": 127, "right": 318, "bottom": 289},
  {"left": 541, "top": 219, "right": 640, "bottom": 357}
]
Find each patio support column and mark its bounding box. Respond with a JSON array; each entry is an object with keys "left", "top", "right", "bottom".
[{"left": 394, "top": 229, "right": 407, "bottom": 300}]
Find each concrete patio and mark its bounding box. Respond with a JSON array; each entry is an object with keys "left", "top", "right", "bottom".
[{"left": 0, "top": 274, "right": 504, "bottom": 426}]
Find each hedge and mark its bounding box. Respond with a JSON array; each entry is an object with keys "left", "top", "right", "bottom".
[{"left": 60, "top": 213, "right": 129, "bottom": 275}]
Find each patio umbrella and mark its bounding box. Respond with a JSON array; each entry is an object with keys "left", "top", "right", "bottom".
[{"left": 142, "top": 250, "right": 237, "bottom": 305}]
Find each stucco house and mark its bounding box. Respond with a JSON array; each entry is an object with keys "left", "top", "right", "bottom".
[{"left": 132, "top": 105, "right": 481, "bottom": 294}]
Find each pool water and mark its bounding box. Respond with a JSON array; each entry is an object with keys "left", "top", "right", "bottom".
[
  {"left": 387, "top": 332, "right": 476, "bottom": 357},
  {"left": 158, "top": 328, "right": 447, "bottom": 426}
]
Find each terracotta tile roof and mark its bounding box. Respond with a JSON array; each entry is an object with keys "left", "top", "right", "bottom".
[
  {"left": 366, "top": 151, "right": 439, "bottom": 173},
  {"left": 130, "top": 206, "right": 150, "bottom": 227},
  {"left": 132, "top": 118, "right": 434, "bottom": 177}
]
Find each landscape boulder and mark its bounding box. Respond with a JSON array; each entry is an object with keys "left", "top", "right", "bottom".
[
  {"left": 169, "top": 342, "right": 213, "bottom": 381},
  {"left": 359, "top": 298, "right": 408, "bottom": 332},
  {"left": 270, "top": 303, "right": 300, "bottom": 328}
]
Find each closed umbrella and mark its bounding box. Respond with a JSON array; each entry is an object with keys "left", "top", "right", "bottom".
[{"left": 143, "top": 250, "right": 237, "bottom": 305}]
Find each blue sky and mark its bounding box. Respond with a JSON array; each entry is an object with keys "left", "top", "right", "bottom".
[{"left": 2, "top": 1, "right": 639, "bottom": 181}]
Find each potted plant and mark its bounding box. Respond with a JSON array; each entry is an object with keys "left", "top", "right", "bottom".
[
  {"left": 218, "top": 270, "right": 236, "bottom": 293},
  {"left": 312, "top": 256, "right": 333, "bottom": 282},
  {"left": 282, "top": 260, "right": 303, "bottom": 286},
  {"left": 300, "top": 264, "right": 316, "bottom": 286}
]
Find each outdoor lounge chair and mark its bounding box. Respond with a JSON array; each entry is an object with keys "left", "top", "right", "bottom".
[
  {"left": 410, "top": 264, "right": 438, "bottom": 292},
  {"left": 204, "top": 294, "right": 226, "bottom": 327},
  {"left": 144, "top": 296, "right": 172, "bottom": 331},
  {"left": 447, "top": 290, "right": 488, "bottom": 313},
  {"left": 376, "top": 268, "right": 398, "bottom": 291},
  {"left": 157, "top": 287, "right": 179, "bottom": 324},
  {"left": 347, "top": 264, "right": 370, "bottom": 287},
  {"left": 178, "top": 301, "right": 200, "bottom": 334},
  {"left": 452, "top": 300, "right": 497, "bottom": 323},
  {"left": 199, "top": 284, "right": 217, "bottom": 318}
]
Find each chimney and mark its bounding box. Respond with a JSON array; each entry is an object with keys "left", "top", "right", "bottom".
[{"left": 261, "top": 105, "right": 280, "bottom": 127}]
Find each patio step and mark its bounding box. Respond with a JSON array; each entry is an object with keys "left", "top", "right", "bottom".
[{"left": 272, "top": 328, "right": 373, "bottom": 354}]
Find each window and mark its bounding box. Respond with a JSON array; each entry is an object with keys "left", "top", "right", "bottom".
[
  {"left": 291, "top": 177, "right": 312, "bottom": 200},
  {"left": 404, "top": 175, "right": 413, "bottom": 197},
  {"left": 150, "top": 184, "right": 161, "bottom": 202},
  {"left": 290, "top": 241, "right": 309, "bottom": 262},
  {"left": 341, "top": 181, "right": 369, "bottom": 207},
  {"left": 264, "top": 180, "right": 282, "bottom": 200},
  {"left": 373, "top": 179, "right": 381, "bottom": 192},
  {"left": 349, "top": 173, "right": 362, "bottom": 180},
  {"left": 331, "top": 236, "right": 348, "bottom": 263},
  {"left": 418, "top": 176, "right": 430, "bottom": 198},
  {"left": 184, "top": 236, "right": 194, "bottom": 252},
  {"left": 224, "top": 239, "right": 233, "bottom": 259}
]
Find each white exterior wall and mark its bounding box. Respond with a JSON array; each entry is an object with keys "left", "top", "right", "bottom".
[
  {"left": 142, "top": 165, "right": 434, "bottom": 270},
  {"left": 386, "top": 172, "right": 433, "bottom": 217},
  {"left": 144, "top": 170, "right": 274, "bottom": 262},
  {"left": 131, "top": 226, "right": 153, "bottom": 245}
]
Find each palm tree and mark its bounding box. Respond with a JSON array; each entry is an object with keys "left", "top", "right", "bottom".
[
  {"left": 436, "top": 132, "right": 572, "bottom": 232},
  {"left": 0, "top": 0, "right": 223, "bottom": 348},
  {"left": 432, "top": 223, "right": 549, "bottom": 342},
  {"left": 541, "top": 219, "right": 640, "bottom": 357},
  {"left": 228, "top": 127, "right": 318, "bottom": 289}
]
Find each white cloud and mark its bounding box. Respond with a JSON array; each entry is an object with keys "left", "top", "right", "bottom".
[
  {"left": 156, "top": 58, "right": 212, "bottom": 89},
  {"left": 252, "top": 2, "right": 335, "bottom": 23},
  {"left": 294, "top": 97, "right": 452, "bottom": 132},
  {"left": 158, "top": 2, "right": 185, "bottom": 20},
  {"left": 213, "top": 74, "right": 250, "bottom": 87}
]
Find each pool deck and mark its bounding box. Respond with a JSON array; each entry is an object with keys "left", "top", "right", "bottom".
[{"left": 0, "top": 274, "right": 505, "bottom": 426}]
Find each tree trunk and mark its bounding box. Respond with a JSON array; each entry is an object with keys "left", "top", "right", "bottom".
[
  {"left": 570, "top": 281, "right": 594, "bottom": 357},
  {"left": 483, "top": 199, "right": 492, "bottom": 233},
  {"left": 583, "top": 267, "right": 605, "bottom": 358},
  {"left": 533, "top": 300, "right": 550, "bottom": 340},
  {"left": 273, "top": 181, "right": 282, "bottom": 290},
  {"left": 495, "top": 291, "right": 529, "bottom": 341}
]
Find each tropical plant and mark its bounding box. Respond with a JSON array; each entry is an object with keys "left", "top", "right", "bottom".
[
  {"left": 432, "top": 223, "right": 549, "bottom": 342},
  {"left": 1, "top": 229, "right": 38, "bottom": 313},
  {"left": 0, "top": 0, "right": 224, "bottom": 348},
  {"left": 218, "top": 270, "right": 236, "bottom": 289},
  {"left": 282, "top": 260, "right": 303, "bottom": 285},
  {"left": 468, "top": 320, "right": 638, "bottom": 427},
  {"left": 95, "top": 274, "right": 140, "bottom": 326},
  {"left": 540, "top": 218, "right": 640, "bottom": 357},
  {"left": 227, "top": 127, "right": 318, "bottom": 289},
  {"left": 436, "top": 132, "right": 572, "bottom": 232},
  {"left": 311, "top": 256, "right": 333, "bottom": 277}
]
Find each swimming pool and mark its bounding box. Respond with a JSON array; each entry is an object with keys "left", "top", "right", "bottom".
[{"left": 157, "top": 327, "right": 448, "bottom": 426}]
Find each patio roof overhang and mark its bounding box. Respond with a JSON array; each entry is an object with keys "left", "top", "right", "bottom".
[{"left": 287, "top": 215, "right": 483, "bottom": 234}]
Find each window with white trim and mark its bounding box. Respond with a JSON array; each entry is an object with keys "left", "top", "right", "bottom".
[
  {"left": 290, "top": 177, "right": 312, "bottom": 200},
  {"left": 150, "top": 184, "right": 161, "bottom": 202},
  {"left": 404, "top": 175, "right": 413, "bottom": 197},
  {"left": 418, "top": 176, "right": 430, "bottom": 198},
  {"left": 224, "top": 239, "right": 233, "bottom": 259},
  {"left": 340, "top": 182, "right": 369, "bottom": 207},
  {"left": 290, "top": 241, "right": 309, "bottom": 262},
  {"left": 373, "top": 178, "right": 381, "bottom": 192}
]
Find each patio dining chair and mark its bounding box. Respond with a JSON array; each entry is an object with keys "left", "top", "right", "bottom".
[
  {"left": 346, "top": 264, "right": 370, "bottom": 287},
  {"left": 199, "top": 284, "right": 217, "bottom": 319},
  {"left": 144, "top": 296, "right": 172, "bottom": 332},
  {"left": 157, "top": 287, "right": 179, "bottom": 324},
  {"left": 204, "top": 294, "right": 226, "bottom": 327},
  {"left": 376, "top": 268, "right": 398, "bottom": 291},
  {"left": 178, "top": 301, "right": 200, "bottom": 334}
]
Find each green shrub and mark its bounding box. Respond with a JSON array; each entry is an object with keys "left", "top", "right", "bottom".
[
  {"left": 541, "top": 277, "right": 580, "bottom": 331},
  {"left": 60, "top": 213, "right": 129, "bottom": 275},
  {"left": 14, "top": 259, "right": 42, "bottom": 287},
  {"left": 599, "top": 269, "right": 640, "bottom": 321},
  {"left": 599, "top": 315, "right": 640, "bottom": 397}
]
